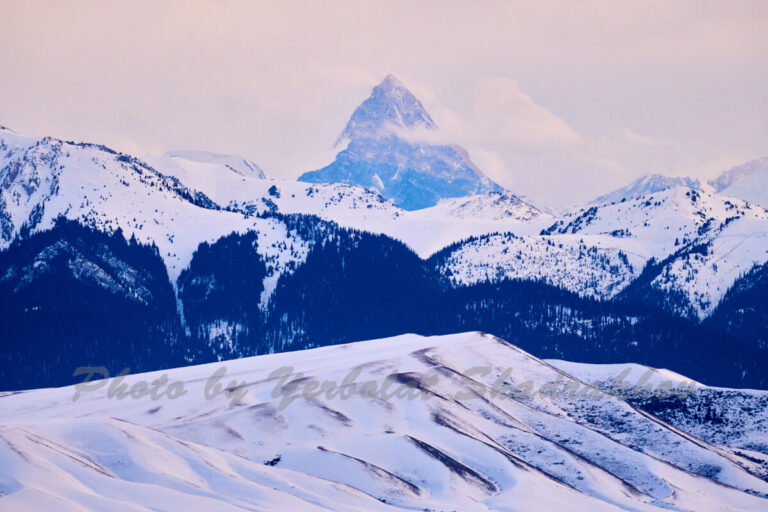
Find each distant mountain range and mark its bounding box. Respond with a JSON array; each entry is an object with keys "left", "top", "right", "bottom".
[
  {"left": 1, "top": 83, "right": 767, "bottom": 392},
  {"left": 592, "top": 159, "right": 768, "bottom": 210}
]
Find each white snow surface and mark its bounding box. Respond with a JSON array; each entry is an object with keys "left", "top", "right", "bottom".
[
  {"left": 423, "top": 192, "right": 548, "bottom": 222},
  {"left": 1, "top": 332, "right": 767, "bottom": 511}
]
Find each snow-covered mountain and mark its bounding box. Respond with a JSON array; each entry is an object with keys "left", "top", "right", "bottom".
[
  {"left": 0, "top": 130, "right": 304, "bottom": 282},
  {"left": 589, "top": 173, "right": 708, "bottom": 205},
  {"left": 435, "top": 187, "right": 768, "bottom": 317},
  {"left": 709, "top": 156, "right": 768, "bottom": 210},
  {"left": 421, "top": 192, "right": 547, "bottom": 222},
  {"left": 545, "top": 187, "right": 768, "bottom": 317},
  {"left": 151, "top": 150, "right": 267, "bottom": 179},
  {"left": 298, "top": 75, "right": 503, "bottom": 210},
  {"left": 4, "top": 121, "right": 768, "bottom": 322},
  {"left": 2, "top": 124, "right": 768, "bottom": 395},
  {"left": 2, "top": 332, "right": 767, "bottom": 512}
]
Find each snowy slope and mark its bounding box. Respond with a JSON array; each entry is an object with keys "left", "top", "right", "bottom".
[
  {"left": 0, "top": 131, "right": 306, "bottom": 283},
  {"left": 544, "top": 187, "right": 768, "bottom": 315},
  {"left": 589, "top": 174, "right": 709, "bottom": 206},
  {"left": 432, "top": 232, "right": 639, "bottom": 299},
  {"left": 433, "top": 187, "right": 768, "bottom": 315},
  {"left": 160, "top": 150, "right": 267, "bottom": 178},
  {"left": 1, "top": 332, "right": 767, "bottom": 511},
  {"left": 549, "top": 359, "right": 768, "bottom": 465},
  {"left": 709, "top": 156, "right": 768, "bottom": 210}
]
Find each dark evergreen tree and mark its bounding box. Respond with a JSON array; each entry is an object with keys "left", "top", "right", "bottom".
[{"left": 0, "top": 218, "right": 189, "bottom": 390}]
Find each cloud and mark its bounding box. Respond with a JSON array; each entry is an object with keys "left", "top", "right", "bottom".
[
  {"left": 394, "top": 77, "right": 581, "bottom": 153},
  {"left": 623, "top": 128, "right": 659, "bottom": 146},
  {"left": 471, "top": 77, "right": 582, "bottom": 150},
  {"left": 470, "top": 149, "right": 510, "bottom": 185}
]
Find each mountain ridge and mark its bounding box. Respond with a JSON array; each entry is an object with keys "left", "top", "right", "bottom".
[{"left": 589, "top": 173, "right": 708, "bottom": 206}]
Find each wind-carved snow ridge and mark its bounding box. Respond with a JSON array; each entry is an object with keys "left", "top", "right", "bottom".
[{"left": 1, "top": 332, "right": 767, "bottom": 511}]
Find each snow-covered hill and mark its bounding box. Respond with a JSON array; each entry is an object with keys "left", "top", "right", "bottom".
[
  {"left": 590, "top": 174, "right": 708, "bottom": 205},
  {"left": 2, "top": 332, "right": 767, "bottom": 511},
  {"left": 298, "top": 75, "right": 503, "bottom": 210},
  {"left": 709, "top": 156, "right": 768, "bottom": 210}
]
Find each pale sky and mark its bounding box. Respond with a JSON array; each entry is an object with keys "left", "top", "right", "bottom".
[{"left": 1, "top": 0, "right": 766, "bottom": 206}]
